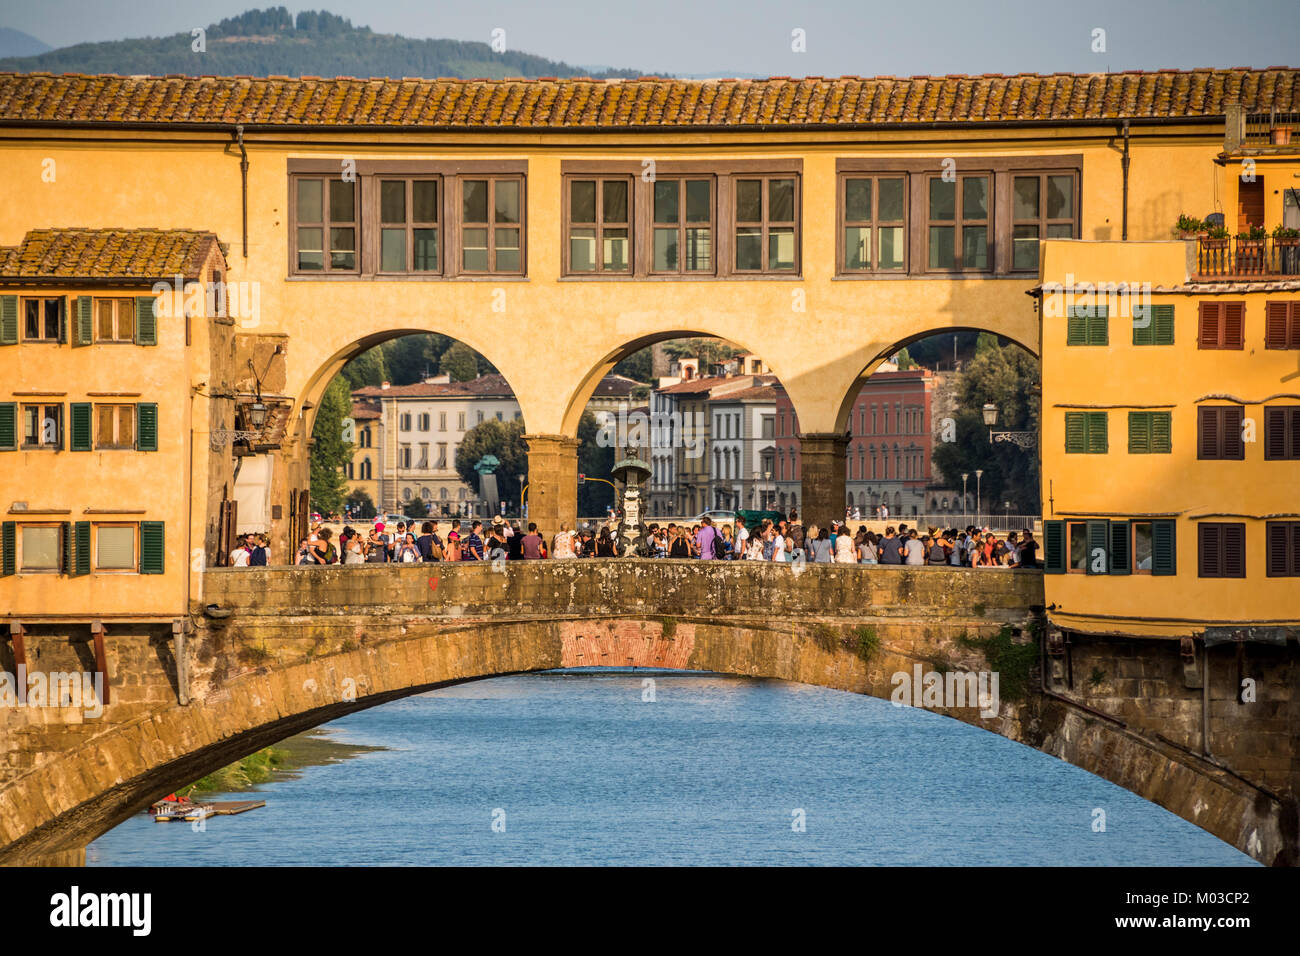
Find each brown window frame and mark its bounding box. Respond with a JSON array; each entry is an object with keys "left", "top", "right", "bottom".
[
  {"left": 94, "top": 403, "right": 136, "bottom": 450},
  {"left": 1197, "top": 405, "right": 1246, "bottom": 460},
  {"left": 22, "top": 296, "right": 63, "bottom": 343},
  {"left": 1197, "top": 301, "right": 1245, "bottom": 350},
  {"left": 1265, "top": 521, "right": 1300, "bottom": 577},
  {"left": 838, "top": 173, "right": 908, "bottom": 274},
  {"left": 1198, "top": 521, "right": 1246, "bottom": 578},
  {"left": 1010, "top": 171, "right": 1078, "bottom": 273},
  {"left": 21, "top": 403, "right": 62, "bottom": 449},
  {"left": 291, "top": 175, "right": 359, "bottom": 275},
  {"left": 95, "top": 297, "right": 136, "bottom": 343},
  {"left": 1264, "top": 301, "right": 1300, "bottom": 349},
  {"left": 376, "top": 177, "right": 442, "bottom": 275},
  {"left": 925, "top": 172, "right": 992, "bottom": 273},
  {"left": 19, "top": 522, "right": 63, "bottom": 573},
  {"left": 459, "top": 175, "right": 525, "bottom": 276},
  {"left": 1263, "top": 405, "right": 1300, "bottom": 460},
  {"left": 732, "top": 174, "right": 800, "bottom": 274},
  {"left": 1066, "top": 520, "right": 1088, "bottom": 574},
  {"left": 564, "top": 175, "right": 634, "bottom": 276},
  {"left": 648, "top": 176, "right": 716, "bottom": 276},
  {"left": 93, "top": 522, "right": 138, "bottom": 573}
]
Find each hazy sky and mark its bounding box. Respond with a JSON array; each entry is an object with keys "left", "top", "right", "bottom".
[{"left": 3, "top": 0, "right": 1298, "bottom": 76}]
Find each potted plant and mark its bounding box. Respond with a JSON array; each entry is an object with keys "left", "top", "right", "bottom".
[
  {"left": 1174, "top": 214, "right": 1204, "bottom": 239},
  {"left": 1198, "top": 225, "right": 1231, "bottom": 275},
  {"left": 1274, "top": 224, "right": 1300, "bottom": 274},
  {"left": 1272, "top": 125, "right": 1292, "bottom": 146},
  {"left": 1236, "top": 225, "right": 1268, "bottom": 273}
]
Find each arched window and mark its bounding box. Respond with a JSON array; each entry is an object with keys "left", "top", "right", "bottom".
[
  {"left": 360, "top": 457, "right": 371, "bottom": 480},
  {"left": 440, "top": 487, "right": 448, "bottom": 500},
  {"left": 402, "top": 487, "right": 412, "bottom": 501},
  {"left": 421, "top": 487, "right": 431, "bottom": 500}
]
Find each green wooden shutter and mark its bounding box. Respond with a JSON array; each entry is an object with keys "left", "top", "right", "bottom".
[
  {"left": 1153, "top": 304, "right": 1175, "bottom": 345},
  {"left": 1086, "top": 519, "right": 1109, "bottom": 574},
  {"left": 70, "top": 403, "right": 92, "bottom": 451},
  {"left": 1043, "top": 520, "right": 1066, "bottom": 574},
  {"left": 1066, "top": 310, "right": 1088, "bottom": 345},
  {"left": 0, "top": 402, "right": 16, "bottom": 450},
  {"left": 1133, "top": 305, "right": 1154, "bottom": 345},
  {"left": 74, "top": 521, "right": 91, "bottom": 576},
  {"left": 140, "top": 521, "right": 165, "bottom": 574},
  {"left": 1109, "top": 520, "right": 1131, "bottom": 575},
  {"left": 1152, "top": 520, "right": 1177, "bottom": 576},
  {"left": 1086, "top": 411, "right": 1108, "bottom": 453},
  {"left": 1, "top": 521, "right": 14, "bottom": 575},
  {"left": 1150, "top": 411, "right": 1171, "bottom": 454},
  {"left": 1088, "top": 306, "right": 1109, "bottom": 345},
  {"left": 136, "top": 403, "right": 158, "bottom": 451},
  {"left": 0, "top": 295, "right": 17, "bottom": 345},
  {"left": 1065, "top": 412, "right": 1086, "bottom": 453},
  {"left": 1128, "top": 411, "right": 1150, "bottom": 453},
  {"left": 74, "top": 296, "right": 93, "bottom": 347},
  {"left": 135, "top": 295, "right": 157, "bottom": 346},
  {"left": 62, "top": 521, "right": 73, "bottom": 574},
  {"left": 56, "top": 296, "right": 67, "bottom": 344}
]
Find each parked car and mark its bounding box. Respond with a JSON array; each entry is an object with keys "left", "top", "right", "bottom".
[{"left": 692, "top": 509, "right": 736, "bottom": 529}]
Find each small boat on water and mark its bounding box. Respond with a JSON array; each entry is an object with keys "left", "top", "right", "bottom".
[{"left": 150, "top": 797, "right": 265, "bottom": 822}]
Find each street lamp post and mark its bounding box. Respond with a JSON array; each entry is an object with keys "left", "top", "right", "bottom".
[
  {"left": 975, "top": 469, "right": 983, "bottom": 523},
  {"left": 983, "top": 402, "right": 1037, "bottom": 449},
  {"left": 961, "top": 472, "right": 969, "bottom": 524}
]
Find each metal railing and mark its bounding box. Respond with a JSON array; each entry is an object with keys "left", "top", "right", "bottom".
[
  {"left": 1243, "top": 110, "right": 1300, "bottom": 149},
  {"left": 1195, "top": 236, "right": 1300, "bottom": 279}
]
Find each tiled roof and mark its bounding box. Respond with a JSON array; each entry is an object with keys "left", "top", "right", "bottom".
[
  {"left": 0, "top": 69, "right": 1295, "bottom": 129},
  {"left": 350, "top": 400, "right": 381, "bottom": 421},
  {"left": 355, "top": 373, "right": 516, "bottom": 399},
  {"left": 708, "top": 384, "right": 779, "bottom": 402},
  {"left": 0, "top": 227, "right": 223, "bottom": 280},
  {"left": 590, "top": 373, "right": 640, "bottom": 396}
]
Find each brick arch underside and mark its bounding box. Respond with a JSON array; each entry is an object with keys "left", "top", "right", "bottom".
[{"left": 0, "top": 619, "right": 1289, "bottom": 865}]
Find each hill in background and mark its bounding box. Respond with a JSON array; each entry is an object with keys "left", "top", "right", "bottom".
[
  {"left": 0, "top": 27, "right": 50, "bottom": 59},
  {"left": 0, "top": 7, "right": 643, "bottom": 79}
]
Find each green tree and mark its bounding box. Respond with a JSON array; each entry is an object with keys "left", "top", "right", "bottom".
[
  {"left": 439, "top": 341, "right": 480, "bottom": 383},
  {"left": 663, "top": 337, "right": 741, "bottom": 370},
  {"left": 381, "top": 334, "right": 444, "bottom": 385},
  {"left": 612, "top": 348, "right": 653, "bottom": 384},
  {"left": 577, "top": 411, "right": 615, "bottom": 516},
  {"left": 403, "top": 496, "right": 430, "bottom": 519},
  {"left": 310, "top": 376, "right": 354, "bottom": 515},
  {"left": 975, "top": 331, "right": 1002, "bottom": 356},
  {"left": 340, "top": 347, "right": 389, "bottom": 389},
  {"left": 345, "top": 488, "right": 376, "bottom": 519},
  {"left": 895, "top": 347, "right": 917, "bottom": 370},
  {"left": 455, "top": 419, "right": 528, "bottom": 508}
]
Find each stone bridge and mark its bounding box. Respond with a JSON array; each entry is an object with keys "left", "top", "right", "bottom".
[{"left": 1, "top": 562, "right": 1295, "bottom": 865}]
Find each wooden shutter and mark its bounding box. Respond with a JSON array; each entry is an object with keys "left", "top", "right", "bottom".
[
  {"left": 1, "top": 521, "right": 14, "bottom": 575},
  {"left": 0, "top": 402, "right": 16, "bottom": 450},
  {"left": 1223, "top": 302, "right": 1244, "bottom": 348},
  {"left": 1086, "top": 519, "right": 1109, "bottom": 574},
  {"left": 139, "top": 521, "right": 165, "bottom": 574},
  {"left": 1109, "top": 520, "right": 1131, "bottom": 575},
  {"left": 1128, "top": 412, "right": 1150, "bottom": 453},
  {"left": 217, "top": 499, "right": 237, "bottom": 567},
  {"left": 1265, "top": 521, "right": 1297, "bottom": 576},
  {"left": 1085, "top": 411, "right": 1108, "bottom": 453},
  {"left": 74, "top": 521, "right": 91, "bottom": 576},
  {"left": 0, "top": 295, "right": 18, "bottom": 345},
  {"left": 1152, "top": 520, "right": 1176, "bottom": 575},
  {"left": 1088, "top": 306, "right": 1109, "bottom": 345},
  {"left": 1198, "top": 407, "right": 1218, "bottom": 459},
  {"left": 1223, "top": 523, "right": 1246, "bottom": 577},
  {"left": 136, "top": 403, "right": 158, "bottom": 451},
  {"left": 1264, "top": 408, "right": 1286, "bottom": 459},
  {"left": 1064, "top": 412, "right": 1085, "bottom": 453},
  {"left": 1198, "top": 523, "right": 1222, "bottom": 577},
  {"left": 1043, "top": 520, "right": 1066, "bottom": 574},
  {"left": 61, "top": 521, "right": 73, "bottom": 574},
  {"left": 1133, "top": 305, "right": 1154, "bottom": 345},
  {"left": 1150, "top": 412, "right": 1171, "bottom": 453},
  {"left": 70, "top": 403, "right": 93, "bottom": 452},
  {"left": 74, "top": 296, "right": 93, "bottom": 347},
  {"left": 1198, "top": 301, "right": 1221, "bottom": 348},
  {"left": 1066, "top": 310, "right": 1087, "bottom": 345},
  {"left": 1265, "top": 301, "right": 1290, "bottom": 349},
  {"left": 1223, "top": 406, "right": 1244, "bottom": 459},
  {"left": 135, "top": 295, "right": 157, "bottom": 346},
  {"left": 1153, "top": 304, "right": 1175, "bottom": 345},
  {"left": 56, "top": 296, "right": 67, "bottom": 344}
]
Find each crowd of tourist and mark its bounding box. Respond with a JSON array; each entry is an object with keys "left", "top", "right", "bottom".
[{"left": 235, "top": 510, "right": 1036, "bottom": 569}]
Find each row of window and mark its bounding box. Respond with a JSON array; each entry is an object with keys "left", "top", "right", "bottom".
[
  {"left": 398, "top": 409, "right": 520, "bottom": 433},
  {"left": 291, "top": 167, "right": 1079, "bottom": 278},
  {"left": 0, "top": 402, "right": 159, "bottom": 452},
  {"left": 0, "top": 296, "right": 158, "bottom": 346},
  {"left": 777, "top": 403, "right": 925, "bottom": 439},
  {"left": 1065, "top": 302, "right": 1300, "bottom": 350},
  {"left": 773, "top": 444, "right": 927, "bottom": 482},
  {"left": 1063, "top": 406, "right": 1300, "bottom": 459},
  {"left": 1044, "top": 518, "right": 1300, "bottom": 578},
  {"left": 0, "top": 520, "right": 165, "bottom": 575}
]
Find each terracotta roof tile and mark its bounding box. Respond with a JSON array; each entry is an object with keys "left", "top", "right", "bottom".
[
  {"left": 0, "top": 227, "right": 224, "bottom": 280},
  {"left": 1, "top": 69, "right": 1295, "bottom": 130}
]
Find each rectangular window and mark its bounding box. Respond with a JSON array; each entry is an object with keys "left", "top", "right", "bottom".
[
  {"left": 400, "top": 413, "right": 411, "bottom": 432},
  {"left": 418, "top": 413, "right": 430, "bottom": 432},
  {"left": 651, "top": 177, "right": 714, "bottom": 274},
  {"left": 95, "top": 298, "right": 136, "bottom": 343},
  {"left": 20, "top": 524, "right": 61, "bottom": 571},
  {"left": 1127, "top": 411, "right": 1171, "bottom": 454},
  {"left": 1067, "top": 520, "right": 1088, "bottom": 573},
  {"left": 1198, "top": 522, "right": 1246, "bottom": 578},
  {"left": 1198, "top": 406, "right": 1245, "bottom": 460},
  {"left": 461, "top": 177, "right": 524, "bottom": 274},
  {"left": 1011, "top": 173, "right": 1075, "bottom": 271},
  {"left": 95, "top": 524, "right": 136, "bottom": 570},
  {"left": 1133, "top": 304, "right": 1174, "bottom": 346},
  {"left": 1131, "top": 521, "right": 1154, "bottom": 573},
  {"left": 95, "top": 404, "right": 136, "bottom": 449},
  {"left": 22, "top": 403, "right": 62, "bottom": 449},
  {"left": 1264, "top": 406, "right": 1300, "bottom": 460},
  {"left": 458, "top": 412, "right": 466, "bottom": 431},
  {"left": 379, "top": 178, "right": 440, "bottom": 273},
  {"left": 841, "top": 175, "right": 906, "bottom": 272},
  {"left": 567, "top": 177, "right": 631, "bottom": 274},
  {"left": 927, "top": 175, "right": 989, "bottom": 271},
  {"left": 1265, "top": 521, "right": 1300, "bottom": 576},
  {"left": 1264, "top": 301, "right": 1300, "bottom": 349},
  {"left": 1066, "top": 305, "right": 1109, "bottom": 345},
  {"left": 439, "top": 412, "right": 446, "bottom": 432},
  {"left": 733, "top": 176, "right": 798, "bottom": 273},
  {"left": 1197, "top": 301, "right": 1244, "bottom": 349},
  {"left": 1064, "top": 411, "right": 1107, "bottom": 453},
  {"left": 294, "top": 177, "right": 357, "bottom": 273},
  {"left": 23, "top": 297, "right": 63, "bottom": 342},
  {"left": 436, "top": 443, "right": 447, "bottom": 469}
]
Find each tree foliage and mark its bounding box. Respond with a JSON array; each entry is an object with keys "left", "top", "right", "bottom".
[
  {"left": 577, "top": 411, "right": 615, "bottom": 516},
  {"left": 438, "top": 341, "right": 480, "bottom": 383},
  {"left": 310, "top": 376, "right": 354, "bottom": 515},
  {"left": 339, "top": 348, "right": 389, "bottom": 389},
  {"left": 455, "top": 419, "right": 528, "bottom": 507},
  {"left": 345, "top": 488, "right": 376, "bottom": 519}
]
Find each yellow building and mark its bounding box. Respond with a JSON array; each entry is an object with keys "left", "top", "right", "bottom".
[
  {"left": 344, "top": 396, "right": 382, "bottom": 513},
  {"left": 0, "top": 67, "right": 1297, "bottom": 634}
]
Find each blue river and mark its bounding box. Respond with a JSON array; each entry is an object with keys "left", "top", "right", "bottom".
[{"left": 87, "top": 670, "right": 1256, "bottom": 866}]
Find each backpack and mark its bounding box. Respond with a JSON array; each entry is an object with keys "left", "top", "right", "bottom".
[{"left": 712, "top": 532, "right": 727, "bottom": 560}]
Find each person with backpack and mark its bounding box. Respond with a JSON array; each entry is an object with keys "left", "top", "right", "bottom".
[
  {"left": 878, "top": 526, "right": 902, "bottom": 565},
  {"left": 695, "top": 516, "right": 718, "bottom": 560}
]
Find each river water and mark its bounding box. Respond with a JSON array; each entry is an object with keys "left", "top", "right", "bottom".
[{"left": 87, "top": 670, "right": 1256, "bottom": 866}]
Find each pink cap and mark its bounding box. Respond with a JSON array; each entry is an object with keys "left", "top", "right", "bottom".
[{"left": 375, "top": 522, "right": 385, "bottom": 532}]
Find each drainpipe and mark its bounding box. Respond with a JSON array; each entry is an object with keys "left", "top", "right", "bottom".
[
  {"left": 1121, "top": 120, "right": 1131, "bottom": 241},
  {"left": 235, "top": 125, "right": 249, "bottom": 258}
]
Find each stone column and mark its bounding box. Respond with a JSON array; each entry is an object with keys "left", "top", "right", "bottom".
[
  {"left": 798, "top": 432, "right": 848, "bottom": 526},
  {"left": 524, "top": 434, "right": 580, "bottom": 534}
]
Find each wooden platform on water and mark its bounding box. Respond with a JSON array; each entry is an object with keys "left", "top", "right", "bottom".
[{"left": 151, "top": 799, "right": 265, "bottom": 821}]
